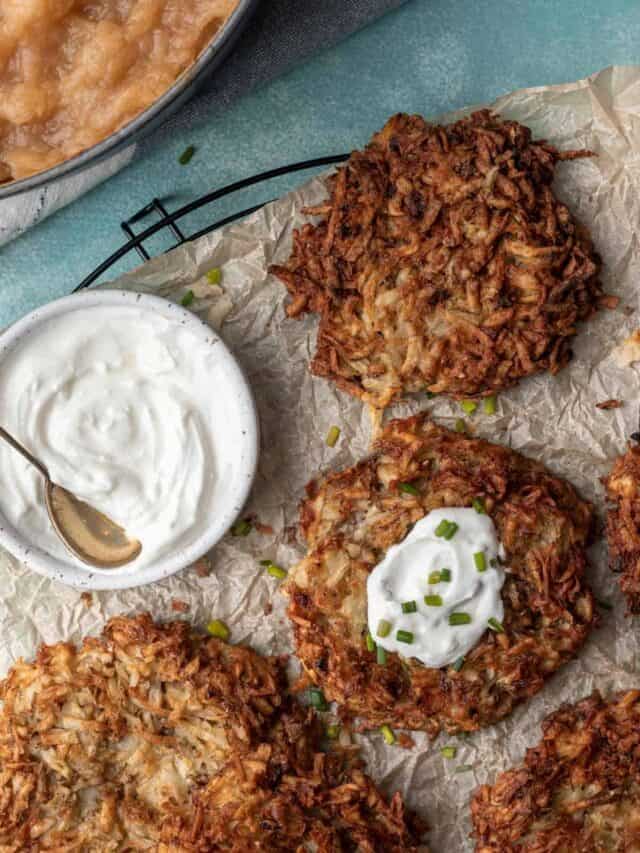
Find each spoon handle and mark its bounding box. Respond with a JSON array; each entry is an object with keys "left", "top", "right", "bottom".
[{"left": 0, "top": 426, "right": 50, "bottom": 480}]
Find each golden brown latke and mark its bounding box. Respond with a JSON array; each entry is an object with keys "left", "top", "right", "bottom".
[
  {"left": 605, "top": 442, "right": 640, "bottom": 613},
  {"left": 271, "top": 110, "right": 604, "bottom": 408},
  {"left": 285, "top": 413, "right": 596, "bottom": 735},
  {"left": 471, "top": 690, "right": 640, "bottom": 851},
  {"left": 0, "top": 613, "right": 425, "bottom": 852}
]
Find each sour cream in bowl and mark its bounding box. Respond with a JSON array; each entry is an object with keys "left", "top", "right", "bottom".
[{"left": 0, "top": 290, "right": 258, "bottom": 589}]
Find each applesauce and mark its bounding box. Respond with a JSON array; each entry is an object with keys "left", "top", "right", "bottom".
[{"left": 0, "top": 0, "right": 238, "bottom": 182}]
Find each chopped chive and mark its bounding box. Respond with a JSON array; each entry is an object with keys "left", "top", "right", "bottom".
[
  {"left": 267, "top": 564, "right": 287, "bottom": 580},
  {"left": 440, "top": 568, "right": 452, "bottom": 582},
  {"left": 398, "top": 481, "right": 420, "bottom": 497},
  {"left": 396, "top": 629, "right": 414, "bottom": 644},
  {"left": 259, "top": 558, "right": 272, "bottom": 567},
  {"left": 178, "top": 144, "right": 196, "bottom": 165},
  {"left": 377, "top": 619, "right": 392, "bottom": 638},
  {"left": 441, "top": 746, "right": 457, "bottom": 759},
  {"left": 425, "top": 390, "right": 435, "bottom": 399},
  {"left": 206, "top": 267, "right": 222, "bottom": 285},
  {"left": 428, "top": 570, "right": 441, "bottom": 585},
  {"left": 443, "top": 522, "right": 458, "bottom": 540},
  {"left": 455, "top": 764, "right": 474, "bottom": 773},
  {"left": 597, "top": 599, "right": 613, "bottom": 611},
  {"left": 488, "top": 617, "right": 504, "bottom": 633},
  {"left": 365, "top": 632, "right": 376, "bottom": 652},
  {"left": 461, "top": 400, "right": 477, "bottom": 415},
  {"left": 435, "top": 520, "right": 449, "bottom": 536},
  {"left": 326, "top": 723, "right": 340, "bottom": 739},
  {"left": 474, "top": 552, "right": 487, "bottom": 572},
  {"left": 424, "top": 594, "right": 443, "bottom": 606},
  {"left": 231, "top": 519, "right": 252, "bottom": 537},
  {"left": 472, "top": 497, "right": 486, "bottom": 514},
  {"left": 483, "top": 395, "right": 497, "bottom": 415},
  {"left": 376, "top": 645, "right": 387, "bottom": 665},
  {"left": 308, "top": 688, "right": 329, "bottom": 711},
  {"left": 490, "top": 557, "right": 499, "bottom": 568},
  {"left": 401, "top": 600, "right": 417, "bottom": 614},
  {"left": 449, "top": 612, "right": 472, "bottom": 626},
  {"left": 455, "top": 418, "right": 466, "bottom": 434},
  {"left": 181, "top": 289, "right": 195, "bottom": 307},
  {"left": 207, "top": 619, "right": 230, "bottom": 641},
  {"left": 326, "top": 425, "right": 341, "bottom": 447},
  {"left": 452, "top": 656, "right": 465, "bottom": 672},
  {"left": 380, "top": 724, "right": 396, "bottom": 745}
]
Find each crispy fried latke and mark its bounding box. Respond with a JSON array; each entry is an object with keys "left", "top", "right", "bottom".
[
  {"left": 605, "top": 442, "right": 640, "bottom": 613},
  {"left": 0, "top": 613, "right": 424, "bottom": 852},
  {"left": 285, "top": 413, "right": 595, "bottom": 734},
  {"left": 471, "top": 690, "right": 640, "bottom": 851},
  {"left": 270, "top": 111, "right": 603, "bottom": 408}
]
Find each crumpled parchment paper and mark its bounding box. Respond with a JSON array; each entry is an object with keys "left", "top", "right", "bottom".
[{"left": 2, "top": 65, "right": 640, "bottom": 851}]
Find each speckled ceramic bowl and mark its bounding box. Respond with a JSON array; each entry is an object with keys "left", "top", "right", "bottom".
[{"left": 0, "top": 289, "right": 259, "bottom": 590}]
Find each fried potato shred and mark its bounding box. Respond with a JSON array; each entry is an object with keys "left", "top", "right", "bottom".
[
  {"left": 0, "top": 613, "right": 424, "bottom": 851},
  {"left": 605, "top": 442, "right": 640, "bottom": 613},
  {"left": 271, "top": 111, "right": 603, "bottom": 407},
  {"left": 285, "top": 413, "right": 596, "bottom": 734},
  {"left": 471, "top": 690, "right": 640, "bottom": 851}
]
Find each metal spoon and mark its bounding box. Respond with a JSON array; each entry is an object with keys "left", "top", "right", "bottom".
[{"left": 0, "top": 426, "right": 142, "bottom": 569}]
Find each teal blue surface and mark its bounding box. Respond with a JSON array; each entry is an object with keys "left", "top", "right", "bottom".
[{"left": 1, "top": 0, "right": 640, "bottom": 326}]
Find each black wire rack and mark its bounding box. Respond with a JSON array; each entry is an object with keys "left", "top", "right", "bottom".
[{"left": 74, "top": 154, "right": 349, "bottom": 291}]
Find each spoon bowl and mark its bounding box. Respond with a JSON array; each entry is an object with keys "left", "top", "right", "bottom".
[{"left": 45, "top": 484, "right": 142, "bottom": 569}]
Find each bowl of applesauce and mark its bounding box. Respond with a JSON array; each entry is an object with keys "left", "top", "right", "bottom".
[{"left": 0, "top": 0, "right": 257, "bottom": 199}]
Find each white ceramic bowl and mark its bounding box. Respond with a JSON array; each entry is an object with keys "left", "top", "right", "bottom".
[{"left": 0, "top": 290, "right": 259, "bottom": 590}]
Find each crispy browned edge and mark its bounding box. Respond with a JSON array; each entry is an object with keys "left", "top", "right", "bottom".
[
  {"left": 605, "top": 441, "right": 640, "bottom": 613},
  {"left": 286, "top": 413, "right": 596, "bottom": 735},
  {"left": 0, "top": 613, "right": 426, "bottom": 852},
  {"left": 270, "top": 110, "right": 605, "bottom": 408},
  {"left": 471, "top": 690, "right": 640, "bottom": 851}
]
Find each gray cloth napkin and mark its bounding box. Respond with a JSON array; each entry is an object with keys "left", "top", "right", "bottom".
[{"left": 0, "top": 0, "right": 407, "bottom": 246}]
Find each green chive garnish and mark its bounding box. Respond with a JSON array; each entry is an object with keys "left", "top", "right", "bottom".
[
  {"left": 365, "top": 632, "right": 376, "bottom": 652},
  {"left": 474, "top": 552, "right": 487, "bottom": 572},
  {"left": 376, "top": 645, "right": 387, "bottom": 665},
  {"left": 440, "top": 568, "right": 452, "bottom": 582},
  {"left": 424, "top": 595, "right": 443, "bottom": 606},
  {"left": 377, "top": 619, "right": 392, "bottom": 638},
  {"left": 441, "top": 746, "right": 457, "bottom": 759},
  {"left": 455, "top": 764, "right": 474, "bottom": 773},
  {"left": 455, "top": 418, "right": 466, "bottom": 433},
  {"left": 267, "top": 564, "right": 287, "bottom": 580},
  {"left": 461, "top": 400, "right": 477, "bottom": 415},
  {"left": 396, "top": 629, "right": 414, "bottom": 644},
  {"left": 207, "top": 619, "right": 230, "bottom": 641},
  {"left": 428, "top": 570, "right": 441, "bottom": 584},
  {"left": 380, "top": 724, "right": 396, "bottom": 745},
  {"left": 398, "top": 481, "right": 420, "bottom": 497},
  {"left": 179, "top": 145, "right": 196, "bottom": 165},
  {"left": 308, "top": 688, "right": 329, "bottom": 711},
  {"left": 326, "top": 723, "right": 340, "bottom": 739},
  {"left": 326, "top": 425, "right": 341, "bottom": 447},
  {"left": 597, "top": 599, "right": 613, "bottom": 611},
  {"left": 472, "top": 497, "right": 486, "bottom": 514},
  {"left": 401, "top": 600, "right": 417, "bottom": 614},
  {"left": 206, "top": 267, "right": 222, "bottom": 285},
  {"left": 425, "top": 390, "right": 435, "bottom": 399},
  {"left": 435, "top": 519, "right": 458, "bottom": 539},
  {"left": 181, "top": 290, "right": 195, "bottom": 307},
  {"left": 449, "top": 612, "right": 472, "bottom": 626},
  {"left": 488, "top": 617, "right": 504, "bottom": 633},
  {"left": 259, "top": 559, "right": 272, "bottom": 567},
  {"left": 483, "top": 395, "right": 497, "bottom": 415},
  {"left": 452, "top": 656, "right": 465, "bottom": 672},
  {"left": 231, "top": 519, "right": 252, "bottom": 537}
]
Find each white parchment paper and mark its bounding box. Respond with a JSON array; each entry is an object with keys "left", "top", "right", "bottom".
[{"left": 2, "top": 66, "right": 640, "bottom": 851}]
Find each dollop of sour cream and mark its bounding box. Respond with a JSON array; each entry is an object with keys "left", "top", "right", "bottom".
[
  {"left": 367, "top": 507, "right": 505, "bottom": 668},
  {"left": 0, "top": 305, "right": 221, "bottom": 571}
]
